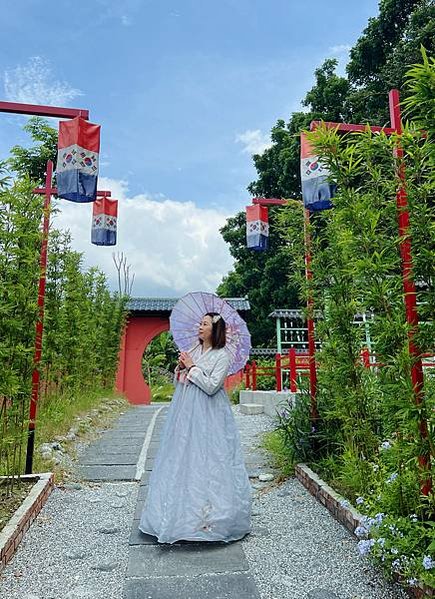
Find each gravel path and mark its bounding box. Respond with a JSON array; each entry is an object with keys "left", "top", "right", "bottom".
[
  {"left": 234, "top": 407, "right": 408, "bottom": 599},
  {"left": 0, "top": 481, "right": 138, "bottom": 599},
  {"left": 0, "top": 403, "right": 409, "bottom": 599}
]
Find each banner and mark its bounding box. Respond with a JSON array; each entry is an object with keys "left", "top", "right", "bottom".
[
  {"left": 246, "top": 205, "right": 269, "bottom": 250},
  {"left": 91, "top": 198, "right": 118, "bottom": 246},
  {"left": 57, "top": 116, "right": 100, "bottom": 203},
  {"left": 300, "top": 132, "right": 335, "bottom": 211}
]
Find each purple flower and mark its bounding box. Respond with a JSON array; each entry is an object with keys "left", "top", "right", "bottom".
[
  {"left": 386, "top": 472, "right": 398, "bottom": 483},
  {"left": 356, "top": 496, "right": 364, "bottom": 505},
  {"left": 376, "top": 537, "right": 386, "bottom": 548},
  {"left": 354, "top": 526, "right": 369, "bottom": 538},
  {"left": 408, "top": 578, "right": 418, "bottom": 587},
  {"left": 392, "top": 559, "right": 401, "bottom": 571},
  {"left": 375, "top": 513, "right": 385, "bottom": 524},
  {"left": 380, "top": 441, "right": 392, "bottom": 450},
  {"left": 361, "top": 516, "right": 376, "bottom": 531},
  {"left": 357, "top": 539, "right": 375, "bottom": 556},
  {"left": 423, "top": 556, "right": 434, "bottom": 570}
]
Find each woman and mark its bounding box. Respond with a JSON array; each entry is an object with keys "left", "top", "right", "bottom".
[{"left": 138, "top": 312, "right": 252, "bottom": 544}]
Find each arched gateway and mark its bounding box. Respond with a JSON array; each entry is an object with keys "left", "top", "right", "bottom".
[{"left": 115, "top": 297, "right": 250, "bottom": 404}]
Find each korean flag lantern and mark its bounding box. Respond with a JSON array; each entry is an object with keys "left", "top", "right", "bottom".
[
  {"left": 246, "top": 204, "right": 269, "bottom": 250},
  {"left": 91, "top": 198, "right": 118, "bottom": 246},
  {"left": 300, "top": 132, "right": 335, "bottom": 211},
  {"left": 57, "top": 116, "right": 100, "bottom": 203}
]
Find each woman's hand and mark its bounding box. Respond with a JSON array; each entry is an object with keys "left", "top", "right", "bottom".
[{"left": 180, "top": 351, "right": 194, "bottom": 370}]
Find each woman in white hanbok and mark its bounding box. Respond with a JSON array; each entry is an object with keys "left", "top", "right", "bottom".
[{"left": 138, "top": 312, "right": 252, "bottom": 544}]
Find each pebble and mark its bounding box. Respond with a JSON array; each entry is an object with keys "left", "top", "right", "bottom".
[{"left": 258, "top": 473, "right": 274, "bottom": 482}]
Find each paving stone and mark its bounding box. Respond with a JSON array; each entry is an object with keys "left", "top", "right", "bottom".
[
  {"left": 124, "top": 572, "right": 260, "bottom": 599},
  {"left": 97, "top": 525, "right": 121, "bottom": 534},
  {"left": 80, "top": 453, "right": 140, "bottom": 465},
  {"left": 91, "top": 560, "right": 119, "bottom": 571},
  {"left": 137, "top": 485, "right": 149, "bottom": 501},
  {"left": 129, "top": 522, "right": 159, "bottom": 545},
  {"left": 139, "top": 470, "right": 151, "bottom": 484},
  {"left": 134, "top": 500, "right": 145, "bottom": 519},
  {"left": 127, "top": 542, "right": 249, "bottom": 577},
  {"left": 79, "top": 464, "right": 137, "bottom": 481}
]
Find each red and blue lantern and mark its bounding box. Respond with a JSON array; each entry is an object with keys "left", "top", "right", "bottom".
[
  {"left": 91, "top": 198, "right": 118, "bottom": 246},
  {"left": 246, "top": 205, "right": 269, "bottom": 250},
  {"left": 300, "top": 132, "right": 335, "bottom": 211},
  {"left": 57, "top": 116, "right": 100, "bottom": 203}
]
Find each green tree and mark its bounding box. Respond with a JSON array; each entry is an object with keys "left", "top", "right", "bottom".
[{"left": 8, "top": 117, "right": 58, "bottom": 184}]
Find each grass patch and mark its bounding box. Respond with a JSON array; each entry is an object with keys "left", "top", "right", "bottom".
[
  {"left": 1, "top": 388, "right": 129, "bottom": 481},
  {"left": 260, "top": 429, "right": 295, "bottom": 477},
  {"left": 0, "top": 478, "right": 34, "bottom": 532}
]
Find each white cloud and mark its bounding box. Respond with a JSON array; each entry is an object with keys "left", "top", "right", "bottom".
[
  {"left": 51, "top": 177, "right": 234, "bottom": 297},
  {"left": 235, "top": 129, "right": 272, "bottom": 155},
  {"left": 329, "top": 44, "right": 352, "bottom": 55},
  {"left": 4, "top": 57, "right": 82, "bottom": 106}
]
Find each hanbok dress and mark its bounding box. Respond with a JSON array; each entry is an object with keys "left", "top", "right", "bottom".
[{"left": 138, "top": 343, "right": 252, "bottom": 543}]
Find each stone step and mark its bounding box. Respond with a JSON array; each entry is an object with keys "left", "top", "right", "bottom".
[{"left": 239, "top": 403, "right": 264, "bottom": 415}]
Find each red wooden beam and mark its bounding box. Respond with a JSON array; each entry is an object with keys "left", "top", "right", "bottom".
[
  {"left": 252, "top": 197, "right": 288, "bottom": 205},
  {"left": 0, "top": 101, "right": 89, "bottom": 120},
  {"left": 310, "top": 120, "right": 395, "bottom": 136}
]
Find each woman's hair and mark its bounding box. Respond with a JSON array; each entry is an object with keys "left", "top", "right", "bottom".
[{"left": 200, "top": 312, "right": 226, "bottom": 349}]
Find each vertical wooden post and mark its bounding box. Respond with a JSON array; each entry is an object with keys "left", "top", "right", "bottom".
[
  {"left": 304, "top": 208, "right": 318, "bottom": 422},
  {"left": 25, "top": 161, "right": 53, "bottom": 474},
  {"left": 289, "top": 348, "right": 297, "bottom": 392},
  {"left": 252, "top": 360, "right": 257, "bottom": 391},
  {"left": 275, "top": 353, "right": 282, "bottom": 392},
  {"left": 389, "top": 89, "right": 431, "bottom": 495}
]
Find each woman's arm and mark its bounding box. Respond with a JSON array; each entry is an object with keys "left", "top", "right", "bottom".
[{"left": 186, "top": 351, "right": 231, "bottom": 395}]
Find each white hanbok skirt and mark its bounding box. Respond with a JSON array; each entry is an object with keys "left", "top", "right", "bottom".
[{"left": 138, "top": 380, "right": 252, "bottom": 543}]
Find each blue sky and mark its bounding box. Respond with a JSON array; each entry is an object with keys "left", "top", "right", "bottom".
[{"left": 0, "top": 0, "right": 379, "bottom": 296}]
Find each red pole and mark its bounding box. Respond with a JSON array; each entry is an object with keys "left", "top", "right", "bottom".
[
  {"left": 289, "top": 348, "right": 297, "bottom": 392},
  {"left": 245, "top": 364, "right": 250, "bottom": 389},
  {"left": 389, "top": 89, "right": 431, "bottom": 495},
  {"left": 25, "top": 160, "right": 53, "bottom": 474},
  {"left": 304, "top": 208, "right": 318, "bottom": 421},
  {"left": 275, "top": 353, "right": 282, "bottom": 392},
  {"left": 362, "top": 348, "right": 370, "bottom": 369},
  {"left": 252, "top": 360, "right": 257, "bottom": 391}
]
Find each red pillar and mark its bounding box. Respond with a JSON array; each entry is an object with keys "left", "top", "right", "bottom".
[
  {"left": 25, "top": 161, "right": 53, "bottom": 474},
  {"left": 389, "top": 89, "right": 431, "bottom": 495},
  {"left": 289, "top": 348, "right": 297, "bottom": 393},
  {"left": 275, "top": 353, "right": 282, "bottom": 392},
  {"left": 252, "top": 360, "right": 257, "bottom": 391},
  {"left": 304, "top": 208, "right": 318, "bottom": 421}
]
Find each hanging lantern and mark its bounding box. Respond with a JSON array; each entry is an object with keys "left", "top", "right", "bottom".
[
  {"left": 91, "top": 198, "right": 118, "bottom": 246},
  {"left": 300, "top": 132, "right": 335, "bottom": 211},
  {"left": 246, "top": 205, "right": 269, "bottom": 250},
  {"left": 56, "top": 116, "right": 101, "bottom": 203}
]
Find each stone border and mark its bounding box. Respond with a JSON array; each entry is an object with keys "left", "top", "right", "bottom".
[
  {"left": 295, "top": 463, "right": 434, "bottom": 599},
  {"left": 0, "top": 472, "right": 54, "bottom": 572}
]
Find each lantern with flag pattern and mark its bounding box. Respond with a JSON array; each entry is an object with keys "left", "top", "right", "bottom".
[
  {"left": 300, "top": 132, "right": 335, "bottom": 211},
  {"left": 246, "top": 204, "right": 269, "bottom": 250},
  {"left": 57, "top": 116, "right": 100, "bottom": 203},
  {"left": 91, "top": 198, "right": 118, "bottom": 246}
]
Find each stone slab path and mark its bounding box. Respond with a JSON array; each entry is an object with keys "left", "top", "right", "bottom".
[{"left": 75, "top": 402, "right": 265, "bottom": 597}]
